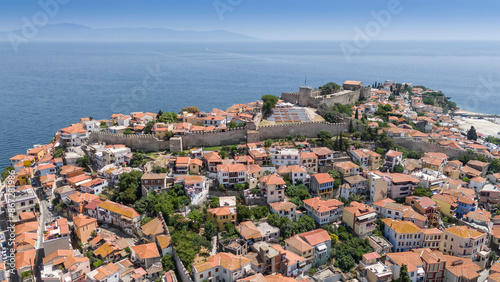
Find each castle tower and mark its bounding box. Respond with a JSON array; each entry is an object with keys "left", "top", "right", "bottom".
[{"left": 298, "top": 86, "right": 312, "bottom": 107}]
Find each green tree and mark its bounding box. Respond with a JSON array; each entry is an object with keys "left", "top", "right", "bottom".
[
  {"left": 93, "top": 259, "right": 103, "bottom": 268},
  {"left": 144, "top": 121, "right": 155, "bottom": 134},
  {"left": 237, "top": 204, "right": 252, "bottom": 222},
  {"left": 160, "top": 112, "right": 178, "bottom": 123},
  {"left": 355, "top": 108, "right": 359, "bottom": 119},
  {"left": 123, "top": 128, "right": 134, "bottom": 135},
  {"left": 188, "top": 209, "right": 205, "bottom": 231},
  {"left": 459, "top": 154, "right": 470, "bottom": 165},
  {"left": 413, "top": 186, "right": 433, "bottom": 197},
  {"left": 264, "top": 139, "right": 273, "bottom": 147},
  {"left": 180, "top": 107, "right": 200, "bottom": 114},
  {"left": 204, "top": 220, "right": 218, "bottom": 239},
  {"left": 163, "top": 131, "right": 174, "bottom": 140},
  {"left": 130, "top": 152, "right": 144, "bottom": 167},
  {"left": 1, "top": 166, "right": 14, "bottom": 181},
  {"left": 114, "top": 170, "right": 143, "bottom": 204},
  {"left": 161, "top": 254, "right": 176, "bottom": 271},
  {"left": 393, "top": 164, "right": 404, "bottom": 173},
  {"left": 399, "top": 264, "right": 411, "bottom": 282},
  {"left": 322, "top": 110, "right": 339, "bottom": 123},
  {"left": 210, "top": 197, "right": 220, "bottom": 208},
  {"left": 467, "top": 126, "right": 477, "bottom": 141},
  {"left": 262, "top": 95, "right": 279, "bottom": 115},
  {"left": 317, "top": 130, "right": 333, "bottom": 141},
  {"left": 233, "top": 183, "right": 246, "bottom": 191},
  {"left": 475, "top": 154, "right": 488, "bottom": 163},
  {"left": 251, "top": 206, "right": 269, "bottom": 220},
  {"left": 319, "top": 82, "right": 340, "bottom": 95},
  {"left": 490, "top": 158, "right": 500, "bottom": 173},
  {"left": 52, "top": 147, "right": 65, "bottom": 158},
  {"left": 76, "top": 156, "right": 91, "bottom": 172}
]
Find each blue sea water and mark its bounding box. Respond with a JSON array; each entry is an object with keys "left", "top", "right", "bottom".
[{"left": 1, "top": 40, "right": 500, "bottom": 170}]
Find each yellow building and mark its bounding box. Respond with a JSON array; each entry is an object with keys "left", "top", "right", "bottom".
[
  {"left": 342, "top": 201, "right": 377, "bottom": 237},
  {"left": 189, "top": 159, "right": 202, "bottom": 174},
  {"left": 27, "top": 147, "right": 45, "bottom": 162},
  {"left": 421, "top": 156, "right": 444, "bottom": 172},
  {"left": 333, "top": 161, "right": 360, "bottom": 177},
  {"left": 431, "top": 194, "right": 456, "bottom": 217},
  {"left": 18, "top": 167, "right": 34, "bottom": 185},
  {"left": 23, "top": 156, "right": 36, "bottom": 167},
  {"left": 73, "top": 214, "right": 98, "bottom": 244},
  {"left": 247, "top": 164, "right": 264, "bottom": 189},
  {"left": 207, "top": 206, "right": 237, "bottom": 230}
]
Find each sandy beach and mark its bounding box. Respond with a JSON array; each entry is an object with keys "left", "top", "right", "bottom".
[{"left": 454, "top": 112, "right": 500, "bottom": 138}]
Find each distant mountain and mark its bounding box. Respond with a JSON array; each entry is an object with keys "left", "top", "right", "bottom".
[{"left": 0, "top": 23, "right": 259, "bottom": 41}]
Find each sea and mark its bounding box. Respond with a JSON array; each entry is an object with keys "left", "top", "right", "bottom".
[{"left": 1, "top": 40, "right": 500, "bottom": 170}]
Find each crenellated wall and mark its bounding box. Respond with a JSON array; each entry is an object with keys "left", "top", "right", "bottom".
[
  {"left": 258, "top": 121, "right": 348, "bottom": 140},
  {"left": 182, "top": 128, "right": 247, "bottom": 148},
  {"left": 89, "top": 132, "right": 165, "bottom": 152},
  {"left": 89, "top": 121, "right": 348, "bottom": 151},
  {"left": 392, "top": 138, "right": 494, "bottom": 161}
]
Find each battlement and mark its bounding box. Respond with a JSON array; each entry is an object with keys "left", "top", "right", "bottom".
[
  {"left": 259, "top": 121, "right": 347, "bottom": 128},
  {"left": 392, "top": 137, "right": 495, "bottom": 161},
  {"left": 89, "top": 120, "right": 350, "bottom": 152},
  {"left": 188, "top": 127, "right": 247, "bottom": 135}
]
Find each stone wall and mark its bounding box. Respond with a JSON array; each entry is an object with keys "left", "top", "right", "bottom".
[
  {"left": 282, "top": 86, "right": 370, "bottom": 108},
  {"left": 182, "top": 128, "right": 247, "bottom": 148},
  {"left": 89, "top": 121, "right": 348, "bottom": 151},
  {"left": 392, "top": 138, "right": 494, "bottom": 160},
  {"left": 89, "top": 132, "right": 165, "bottom": 152},
  {"left": 281, "top": 92, "right": 300, "bottom": 104},
  {"left": 160, "top": 212, "right": 194, "bottom": 282},
  {"left": 257, "top": 121, "right": 348, "bottom": 140}
]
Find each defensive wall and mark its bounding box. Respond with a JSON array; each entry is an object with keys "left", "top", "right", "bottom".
[
  {"left": 257, "top": 121, "right": 348, "bottom": 140},
  {"left": 281, "top": 86, "right": 370, "bottom": 108},
  {"left": 392, "top": 138, "right": 495, "bottom": 161},
  {"left": 89, "top": 121, "right": 349, "bottom": 152},
  {"left": 88, "top": 132, "right": 167, "bottom": 152}
]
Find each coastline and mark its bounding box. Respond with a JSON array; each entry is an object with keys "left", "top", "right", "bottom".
[{"left": 452, "top": 109, "right": 500, "bottom": 138}]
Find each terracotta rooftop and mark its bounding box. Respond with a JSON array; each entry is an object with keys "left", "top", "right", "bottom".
[
  {"left": 382, "top": 218, "right": 421, "bottom": 234},
  {"left": 141, "top": 218, "right": 164, "bottom": 236},
  {"left": 445, "top": 226, "right": 485, "bottom": 239},
  {"left": 131, "top": 243, "right": 160, "bottom": 259},
  {"left": 193, "top": 252, "right": 251, "bottom": 273}
]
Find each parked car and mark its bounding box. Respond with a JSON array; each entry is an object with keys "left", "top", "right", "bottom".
[{"left": 48, "top": 205, "right": 54, "bottom": 211}]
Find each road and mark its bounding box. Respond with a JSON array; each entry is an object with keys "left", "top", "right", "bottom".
[{"left": 33, "top": 187, "right": 54, "bottom": 282}]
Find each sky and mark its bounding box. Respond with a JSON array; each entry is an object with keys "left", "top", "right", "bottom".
[{"left": 0, "top": 0, "right": 499, "bottom": 40}]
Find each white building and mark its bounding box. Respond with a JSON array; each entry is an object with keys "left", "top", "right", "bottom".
[
  {"left": 192, "top": 252, "right": 251, "bottom": 282},
  {"left": 270, "top": 148, "right": 300, "bottom": 167},
  {"left": 217, "top": 164, "right": 247, "bottom": 186}
]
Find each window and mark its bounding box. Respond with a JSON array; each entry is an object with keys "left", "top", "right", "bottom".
[{"left": 200, "top": 274, "right": 204, "bottom": 278}]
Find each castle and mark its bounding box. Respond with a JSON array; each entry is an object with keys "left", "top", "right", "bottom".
[
  {"left": 89, "top": 81, "right": 370, "bottom": 152},
  {"left": 281, "top": 80, "right": 371, "bottom": 108}
]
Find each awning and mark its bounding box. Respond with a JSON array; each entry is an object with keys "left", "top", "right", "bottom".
[
  {"left": 357, "top": 213, "right": 375, "bottom": 221},
  {"left": 316, "top": 243, "right": 327, "bottom": 252}
]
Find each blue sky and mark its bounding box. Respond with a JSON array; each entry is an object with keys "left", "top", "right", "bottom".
[{"left": 0, "top": 0, "right": 499, "bottom": 40}]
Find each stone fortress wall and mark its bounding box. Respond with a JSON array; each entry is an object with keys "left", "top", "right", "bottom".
[
  {"left": 89, "top": 121, "right": 349, "bottom": 152},
  {"left": 89, "top": 82, "right": 369, "bottom": 151},
  {"left": 281, "top": 84, "right": 371, "bottom": 108}
]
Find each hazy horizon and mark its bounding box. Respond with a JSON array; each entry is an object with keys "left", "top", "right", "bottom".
[{"left": 1, "top": 0, "right": 500, "bottom": 41}]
